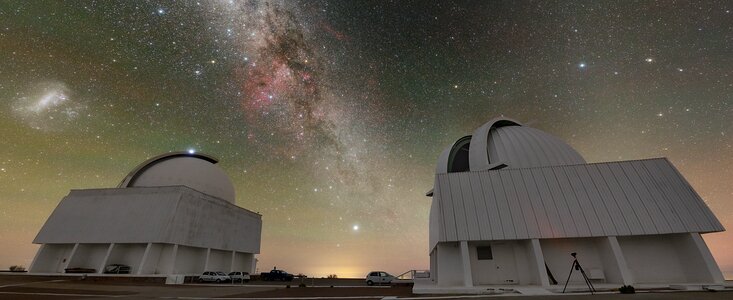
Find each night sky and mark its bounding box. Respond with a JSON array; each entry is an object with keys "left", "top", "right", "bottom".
[{"left": 0, "top": 1, "right": 731, "bottom": 278}]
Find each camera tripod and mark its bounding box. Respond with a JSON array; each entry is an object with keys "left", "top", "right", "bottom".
[{"left": 562, "top": 252, "right": 596, "bottom": 294}]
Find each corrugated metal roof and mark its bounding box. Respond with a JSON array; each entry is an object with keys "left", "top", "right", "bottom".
[{"left": 429, "top": 158, "right": 724, "bottom": 249}]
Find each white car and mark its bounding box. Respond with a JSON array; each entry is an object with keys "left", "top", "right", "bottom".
[
  {"left": 228, "top": 271, "right": 251, "bottom": 283},
  {"left": 199, "top": 271, "right": 230, "bottom": 283},
  {"left": 366, "top": 271, "right": 395, "bottom": 286}
]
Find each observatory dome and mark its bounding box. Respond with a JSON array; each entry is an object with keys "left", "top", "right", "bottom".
[
  {"left": 118, "top": 152, "right": 236, "bottom": 204},
  {"left": 438, "top": 117, "right": 585, "bottom": 173}
]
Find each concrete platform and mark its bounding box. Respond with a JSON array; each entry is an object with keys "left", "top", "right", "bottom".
[{"left": 414, "top": 280, "right": 733, "bottom": 296}]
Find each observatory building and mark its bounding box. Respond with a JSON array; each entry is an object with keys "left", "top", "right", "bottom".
[
  {"left": 417, "top": 117, "right": 725, "bottom": 293},
  {"left": 29, "top": 152, "right": 261, "bottom": 277}
]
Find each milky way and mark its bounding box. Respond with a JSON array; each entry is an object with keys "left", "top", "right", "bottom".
[{"left": 0, "top": 1, "right": 731, "bottom": 278}]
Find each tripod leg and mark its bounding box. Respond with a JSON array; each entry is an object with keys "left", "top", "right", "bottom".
[
  {"left": 562, "top": 261, "right": 576, "bottom": 293},
  {"left": 576, "top": 264, "right": 596, "bottom": 294}
]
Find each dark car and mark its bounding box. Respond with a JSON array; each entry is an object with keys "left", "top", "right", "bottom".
[
  {"left": 104, "top": 264, "right": 131, "bottom": 274},
  {"left": 260, "top": 269, "right": 294, "bottom": 281}
]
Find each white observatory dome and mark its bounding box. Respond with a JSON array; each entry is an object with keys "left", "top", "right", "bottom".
[
  {"left": 437, "top": 117, "right": 585, "bottom": 173},
  {"left": 118, "top": 152, "right": 236, "bottom": 204}
]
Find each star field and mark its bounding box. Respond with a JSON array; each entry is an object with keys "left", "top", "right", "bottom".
[{"left": 0, "top": 1, "right": 731, "bottom": 278}]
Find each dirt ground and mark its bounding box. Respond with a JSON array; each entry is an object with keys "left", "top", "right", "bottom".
[{"left": 1, "top": 274, "right": 731, "bottom": 300}]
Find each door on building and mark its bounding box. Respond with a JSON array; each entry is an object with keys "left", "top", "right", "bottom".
[{"left": 473, "top": 242, "right": 518, "bottom": 285}]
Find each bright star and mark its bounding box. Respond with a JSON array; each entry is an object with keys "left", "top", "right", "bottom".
[
  {"left": 352, "top": 225, "right": 359, "bottom": 231},
  {"left": 645, "top": 58, "right": 654, "bottom": 63},
  {"left": 188, "top": 149, "right": 196, "bottom": 154},
  {"left": 578, "top": 62, "right": 586, "bottom": 68}
]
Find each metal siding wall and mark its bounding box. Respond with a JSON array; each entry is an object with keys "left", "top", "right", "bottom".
[
  {"left": 542, "top": 168, "right": 578, "bottom": 236},
  {"left": 597, "top": 164, "right": 646, "bottom": 235},
  {"left": 434, "top": 158, "right": 723, "bottom": 242},
  {"left": 437, "top": 175, "right": 458, "bottom": 241},
  {"left": 520, "top": 169, "right": 553, "bottom": 237},
  {"left": 468, "top": 174, "right": 494, "bottom": 240},
  {"left": 433, "top": 181, "right": 447, "bottom": 242},
  {"left": 497, "top": 171, "right": 526, "bottom": 239},
  {"left": 632, "top": 162, "right": 686, "bottom": 233},
  {"left": 458, "top": 172, "right": 482, "bottom": 240},
  {"left": 607, "top": 163, "right": 657, "bottom": 234},
  {"left": 487, "top": 171, "right": 516, "bottom": 240},
  {"left": 575, "top": 166, "right": 617, "bottom": 235},
  {"left": 510, "top": 169, "right": 541, "bottom": 238},
  {"left": 585, "top": 164, "right": 631, "bottom": 235},
  {"left": 553, "top": 168, "right": 592, "bottom": 236},
  {"left": 652, "top": 160, "right": 709, "bottom": 231},
  {"left": 564, "top": 167, "right": 604, "bottom": 236},
  {"left": 449, "top": 174, "right": 470, "bottom": 240},
  {"left": 622, "top": 162, "right": 672, "bottom": 233},
  {"left": 483, "top": 172, "right": 509, "bottom": 239},
  {"left": 663, "top": 160, "right": 724, "bottom": 231},
  {"left": 644, "top": 160, "right": 699, "bottom": 231},
  {"left": 530, "top": 168, "right": 565, "bottom": 237}
]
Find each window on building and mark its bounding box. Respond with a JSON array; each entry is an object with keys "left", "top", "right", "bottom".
[{"left": 477, "top": 246, "right": 493, "bottom": 260}]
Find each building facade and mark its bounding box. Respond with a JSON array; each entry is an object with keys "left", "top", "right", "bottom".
[
  {"left": 29, "top": 152, "right": 262, "bottom": 276},
  {"left": 418, "top": 117, "right": 725, "bottom": 292}
]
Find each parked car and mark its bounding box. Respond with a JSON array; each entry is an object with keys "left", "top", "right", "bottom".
[
  {"left": 228, "top": 271, "right": 251, "bottom": 283},
  {"left": 366, "top": 271, "right": 395, "bottom": 286},
  {"left": 103, "top": 264, "right": 131, "bottom": 274},
  {"left": 260, "top": 269, "right": 294, "bottom": 281},
  {"left": 198, "top": 271, "right": 230, "bottom": 283}
]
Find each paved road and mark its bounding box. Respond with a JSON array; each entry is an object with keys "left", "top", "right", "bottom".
[{"left": 0, "top": 275, "right": 732, "bottom": 300}]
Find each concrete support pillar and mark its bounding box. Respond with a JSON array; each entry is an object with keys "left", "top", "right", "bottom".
[
  {"left": 230, "top": 251, "right": 236, "bottom": 272},
  {"left": 137, "top": 243, "right": 152, "bottom": 275},
  {"left": 204, "top": 248, "right": 211, "bottom": 271},
  {"left": 97, "top": 243, "right": 115, "bottom": 274},
  {"left": 689, "top": 233, "right": 725, "bottom": 283},
  {"left": 168, "top": 244, "right": 178, "bottom": 274},
  {"left": 28, "top": 244, "right": 45, "bottom": 272},
  {"left": 529, "top": 239, "right": 550, "bottom": 286},
  {"left": 430, "top": 248, "right": 438, "bottom": 283},
  {"left": 459, "top": 241, "right": 473, "bottom": 287},
  {"left": 607, "top": 236, "right": 633, "bottom": 285},
  {"left": 252, "top": 256, "right": 258, "bottom": 274},
  {"left": 63, "top": 243, "right": 80, "bottom": 271}
]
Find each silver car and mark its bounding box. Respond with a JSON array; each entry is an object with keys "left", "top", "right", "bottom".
[
  {"left": 228, "top": 271, "right": 250, "bottom": 283},
  {"left": 366, "top": 271, "right": 394, "bottom": 286},
  {"left": 198, "top": 271, "right": 230, "bottom": 283}
]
